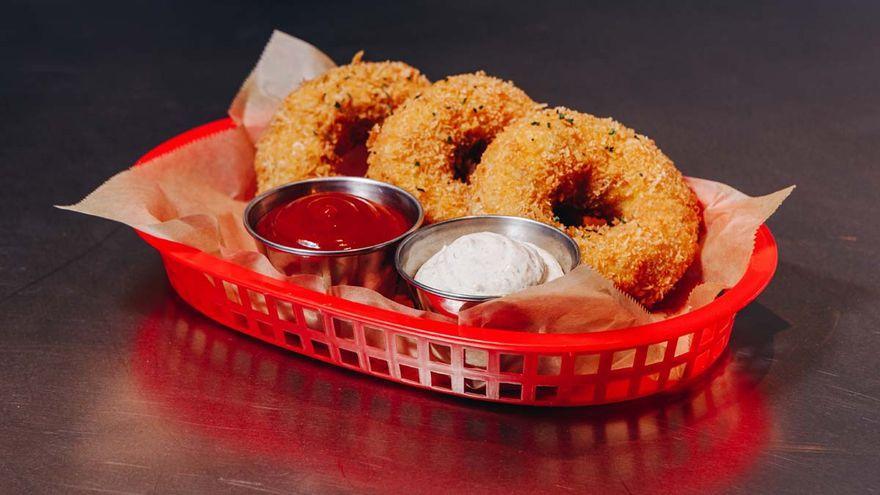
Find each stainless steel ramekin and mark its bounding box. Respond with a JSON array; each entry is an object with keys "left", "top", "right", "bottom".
[
  {"left": 395, "top": 215, "right": 580, "bottom": 318},
  {"left": 244, "top": 177, "right": 424, "bottom": 297}
]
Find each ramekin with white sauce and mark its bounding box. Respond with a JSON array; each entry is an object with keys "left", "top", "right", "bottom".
[{"left": 395, "top": 216, "right": 580, "bottom": 318}]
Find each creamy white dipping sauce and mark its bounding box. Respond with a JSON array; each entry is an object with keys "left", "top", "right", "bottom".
[{"left": 414, "top": 232, "right": 564, "bottom": 297}]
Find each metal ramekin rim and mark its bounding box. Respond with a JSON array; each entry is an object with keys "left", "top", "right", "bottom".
[
  {"left": 394, "top": 215, "right": 581, "bottom": 302},
  {"left": 244, "top": 177, "right": 425, "bottom": 257}
]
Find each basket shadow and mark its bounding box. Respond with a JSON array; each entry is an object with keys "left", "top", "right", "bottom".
[
  {"left": 725, "top": 300, "right": 791, "bottom": 384},
  {"left": 731, "top": 260, "right": 873, "bottom": 394}
]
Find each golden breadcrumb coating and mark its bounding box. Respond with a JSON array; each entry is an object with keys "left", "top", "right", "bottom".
[
  {"left": 366, "top": 72, "right": 537, "bottom": 222},
  {"left": 470, "top": 107, "right": 701, "bottom": 307},
  {"left": 254, "top": 54, "right": 430, "bottom": 192}
]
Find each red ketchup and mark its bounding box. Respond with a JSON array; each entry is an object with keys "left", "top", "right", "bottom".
[{"left": 256, "top": 192, "right": 410, "bottom": 251}]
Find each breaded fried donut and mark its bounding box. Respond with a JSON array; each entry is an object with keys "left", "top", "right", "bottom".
[
  {"left": 255, "top": 53, "right": 430, "bottom": 192},
  {"left": 366, "top": 73, "right": 536, "bottom": 222},
  {"left": 470, "top": 108, "right": 701, "bottom": 307}
]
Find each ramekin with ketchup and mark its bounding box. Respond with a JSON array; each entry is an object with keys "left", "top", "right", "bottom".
[{"left": 244, "top": 177, "right": 423, "bottom": 297}]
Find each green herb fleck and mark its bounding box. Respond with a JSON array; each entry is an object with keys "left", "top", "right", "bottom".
[
  {"left": 605, "top": 146, "right": 615, "bottom": 153},
  {"left": 414, "top": 161, "right": 420, "bottom": 167},
  {"left": 552, "top": 215, "right": 561, "bottom": 223},
  {"left": 547, "top": 122, "right": 551, "bottom": 128},
  {"left": 530, "top": 121, "right": 540, "bottom": 126},
  {"left": 446, "top": 136, "right": 453, "bottom": 144},
  {"left": 334, "top": 101, "right": 341, "bottom": 109},
  {"left": 416, "top": 187, "right": 426, "bottom": 192},
  {"left": 556, "top": 111, "right": 574, "bottom": 125},
  {"left": 609, "top": 128, "right": 616, "bottom": 136}
]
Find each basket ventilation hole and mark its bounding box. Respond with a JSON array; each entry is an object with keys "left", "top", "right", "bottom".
[
  {"left": 256, "top": 320, "right": 275, "bottom": 338},
  {"left": 339, "top": 348, "right": 360, "bottom": 368},
  {"left": 364, "top": 326, "right": 387, "bottom": 350},
  {"left": 463, "top": 378, "right": 487, "bottom": 396},
  {"left": 399, "top": 364, "right": 420, "bottom": 382},
  {"left": 222, "top": 281, "right": 241, "bottom": 305},
  {"left": 574, "top": 354, "right": 601, "bottom": 375},
  {"left": 311, "top": 340, "right": 331, "bottom": 358},
  {"left": 499, "top": 383, "right": 522, "bottom": 399},
  {"left": 333, "top": 318, "right": 355, "bottom": 340},
  {"left": 369, "top": 357, "right": 390, "bottom": 375},
  {"left": 639, "top": 373, "right": 662, "bottom": 394},
  {"left": 669, "top": 363, "right": 688, "bottom": 381},
  {"left": 675, "top": 334, "right": 693, "bottom": 357},
  {"left": 611, "top": 350, "right": 636, "bottom": 370},
  {"left": 463, "top": 348, "right": 488, "bottom": 370},
  {"left": 275, "top": 300, "right": 297, "bottom": 322},
  {"left": 646, "top": 342, "right": 668, "bottom": 365},
  {"left": 537, "top": 356, "right": 562, "bottom": 375},
  {"left": 284, "top": 332, "right": 303, "bottom": 348},
  {"left": 302, "top": 308, "right": 324, "bottom": 332},
  {"left": 247, "top": 290, "right": 268, "bottom": 314},
  {"left": 500, "top": 354, "right": 524, "bottom": 373},
  {"left": 535, "top": 385, "right": 558, "bottom": 401},
  {"left": 430, "top": 372, "right": 452, "bottom": 390},
  {"left": 396, "top": 335, "right": 419, "bottom": 359},
  {"left": 429, "top": 343, "right": 451, "bottom": 364}
]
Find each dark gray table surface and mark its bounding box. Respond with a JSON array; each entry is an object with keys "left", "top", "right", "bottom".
[{"left": 2, "top": 1, "right": 878, "bottom": 493}]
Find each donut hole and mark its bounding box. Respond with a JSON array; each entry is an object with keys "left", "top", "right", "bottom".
[
  {"left": 552, "top": 202, "right": 620, "bottom": 228},
  {"left": 452, "top": 138, "right": 488, "bottom": 184},
  {"left": 332, "top": 118, "right": 376, "bottom": 176},
  {"left": 551, "top": 171, "right": 622, "bottom": 228}
]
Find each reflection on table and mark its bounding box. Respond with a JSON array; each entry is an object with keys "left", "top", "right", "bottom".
[{"left": 129, "top": 298, "right": 771, "bottom": 493}]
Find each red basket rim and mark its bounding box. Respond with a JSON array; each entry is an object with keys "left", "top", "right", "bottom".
[{"left": 135, "top": 118, "right": 778, "bottom": 352}]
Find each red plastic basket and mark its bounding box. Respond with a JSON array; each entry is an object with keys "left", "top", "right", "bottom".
[{"left": 134, "top": 118, "right": 778, "bottom": 406}]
